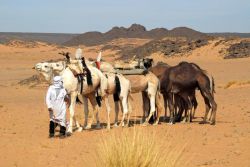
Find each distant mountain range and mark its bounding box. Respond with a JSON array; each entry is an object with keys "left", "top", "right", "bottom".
[
  {"left": 207, "top": 33, "right": 250, "bottom": 38},
  {"left": 0, "top": 24, "right": 249, "bottom": 46},
  {"left": 63, "top": 24, "right": 209, "bottom": 46},
  {"left": 0, "top": 32, "right": 77, "bottom": 44}
]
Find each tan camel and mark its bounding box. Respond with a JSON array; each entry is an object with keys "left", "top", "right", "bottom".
[{"left": 91, "top": 61, "right": 164, "bottom": 125}]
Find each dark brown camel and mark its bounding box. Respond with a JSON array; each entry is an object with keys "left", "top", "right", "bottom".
[
  {"left": 159, "top": 61, "right": 217, "bottom": 125},
  {"left": 150, "top": 62, "right": 198, "bottom": 122}
]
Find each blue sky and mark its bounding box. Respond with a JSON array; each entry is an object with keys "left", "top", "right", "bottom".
[{"left": 0, "top": 0, "right": 249, "bottom": 33}]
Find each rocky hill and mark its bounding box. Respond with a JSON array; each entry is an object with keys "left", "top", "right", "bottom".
[
  {"left": 224, "top": 40, "right": 250, "bottom": 59},
  {"left": 116, "top": 38, "right": 208, "bottom": 59},
  {"left": 63, "top": 24, "right": 210, "bottom": 46}
]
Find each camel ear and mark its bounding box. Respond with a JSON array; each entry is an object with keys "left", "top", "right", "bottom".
[
  {"left": 65, "top": 52, "right": 70, "bottom": 59},
  {"left": 58, "top": 51, "right": 65, "bottom": 55}
]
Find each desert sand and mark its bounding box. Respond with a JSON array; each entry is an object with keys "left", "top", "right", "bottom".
[{"left": 0, "top": 39, "right": 250, "bottom": 167}]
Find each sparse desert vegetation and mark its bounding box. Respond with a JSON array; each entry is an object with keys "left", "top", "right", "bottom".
[{"left": 97, "top": 128, "right": 186, "bottom": 167}]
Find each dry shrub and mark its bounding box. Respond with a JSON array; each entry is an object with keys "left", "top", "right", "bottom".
[
  {"left": 97, "top": 128, "right": 187, "bottom": 167},
  {"left": 224, "top": 80, "right": 250, "bottom": 89},
  {"left": 224, "top": 81, "right": 237, "bottom": 89}
]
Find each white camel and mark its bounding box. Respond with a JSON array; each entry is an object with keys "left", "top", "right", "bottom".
[{"left": 65, "top": 59, "right": 132, "bottom": 128}]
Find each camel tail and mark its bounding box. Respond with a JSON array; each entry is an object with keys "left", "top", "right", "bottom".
[
  {"left": 96, "top": 95, "right": 102, "bottom": 107},
  {"left": 113, "top": 75, "right": 121, "bottom": 102},
  {"left": 76, "top": 96, "right": 83, "bottom": 104},
  {"left": 212, "top": 76, "right": 216, "bottom": 94}
]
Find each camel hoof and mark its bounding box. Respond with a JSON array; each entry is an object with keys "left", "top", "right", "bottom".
[
  {"left": 142, "top": 122, "right": 149, "bottom": 126},
  {"left": 113, "top": 123, "right": 119, "bottom": 127},
  {"left": 67, "top": 128, "right": 73, "bottom": 134},
  {"left": 66, "top": 132, "right": 72, "bottom": 136},
  {"left": 84, "top": 125, "right": 91, "bottom": 130},
  {"left": 77, "top": 127, "right": 83, "bottom": 132},
  {"left": 168, "top": 122, "right": 174, "bottom": 125},
  {"left": 199, "top": 121, "right": 207, "bottom": 124},
  {"left": 119, "top": 122, "right": 125, "bottom": 127},
  {"left": 96, "top": 124, "right": 101, "bottom": 129},
  {"left": 106, "top": 126, "right": 111, "bottom": 130},
  {"left": 210, "top": 122, "right": 216, "bottom": 125},
  {"left": 181, "top": 119, "right": 187, "bottom": 123},
  {"left": 124, "top": 124, "right": 129, "bottom": 128},
  {"left": 153, "top": 121, "right": 159, "bottom": 126}
]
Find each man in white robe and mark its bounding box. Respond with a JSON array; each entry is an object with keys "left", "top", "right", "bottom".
[{"left": 46, "top": 76, "right": 69, "bottom": 138}]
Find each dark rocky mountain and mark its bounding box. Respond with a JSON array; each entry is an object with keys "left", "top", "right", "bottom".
[
  {"left": 0, "top": 32, "right": 78, "bottom": 44},
  {"left": 224, "top": 40, "right": 250, "bottom": 59},
  {"left": 119, "top": 38, "right": 208, "bottom": 59},
  {"left": 63, "top": 24, "right": 210, "bottom": 46}
]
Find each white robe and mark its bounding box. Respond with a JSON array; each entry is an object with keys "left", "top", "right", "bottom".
[{"left": 46, "top": 85, "right": 67, "bottom": 127}]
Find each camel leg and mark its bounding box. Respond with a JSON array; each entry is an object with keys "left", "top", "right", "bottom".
[
  {"left": 198, "top": 83, "right": 217, "bottom": 125},
  {"left": 168, "top": 93, "right": 175, "bottom": 125},
  {"left": 83, "top": 96, "right": 89, "bottom": 128},
  {"left": 114, "top": 101, "right": 119, "bottom": 127},
  {"left": 192, "top": 97, "right": 198, "bottom": 119},
  {"left": 120, "top": 97, "right": 129, "bottom": 127},
  {"left": 186, "top": 96, "right": 193, "bottom": 123},
  {"left": 68, "top": 92, "right": 78, "bottom": 133},
  {"left": 141, "top": 92, "right": 149, "bottom": 124},
  {"left": 104, "top": 96, "right": 111, "bottom": 130},
  {"left": 143, "top": 93, "right": 156, "bottom": 125},
  {"left": 125, "top": 100, "right": 132, "bottom": 127},
  {"left": 208, "top": 95, "right": 217, "bottom": 125},
  {"left": 163, "top": 93, "right": 168, "bottom": 121},
  {"left": 199, "top": 92, "right": 211, "bottom": 124},
  {"left": 154, "top": 93, "right": 164, "bottom": 125},
  {"left": 85, "top": 93, "right": 100, "bottom": 129},
  {"left": 95, "top": 107, "right": 101, "bottom": 129},
  {"left": 200, "top": 90, "right": 217, "bottom": 125}
]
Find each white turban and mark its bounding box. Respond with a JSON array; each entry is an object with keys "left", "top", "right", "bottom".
[{"left": 53, "top": 76, "right": 63, "bottom": 88}]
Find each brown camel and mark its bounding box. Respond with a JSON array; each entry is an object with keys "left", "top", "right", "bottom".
[{"left": 158, "top": 61, "right": 217, "bottom": 125}]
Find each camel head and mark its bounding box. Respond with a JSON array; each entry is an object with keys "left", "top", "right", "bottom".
[
  {"left": 50, "top": 61, "right": 66, "bottom": 73},
  {"left": 142, "top": 58, "right": 153, "bottom": 69},
  {"left": 34, "top": 62, "right": 53, "bottom": 82}
]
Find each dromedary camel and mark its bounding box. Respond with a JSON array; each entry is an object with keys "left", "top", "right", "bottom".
[{"left": 89, "top": 60, "right": 164, "bottom": 125}]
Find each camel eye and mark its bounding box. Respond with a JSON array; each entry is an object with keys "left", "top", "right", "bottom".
[
  {"left": 56, "top": 64, "right": 59, "bottom": 67},
  {"left": 45, "top": 65, "right": 49, "bottom": 68}
]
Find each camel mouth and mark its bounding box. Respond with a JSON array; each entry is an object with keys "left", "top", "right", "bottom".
[{"left": 35, "top": 67, "right": 42, "bottom": 71}]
